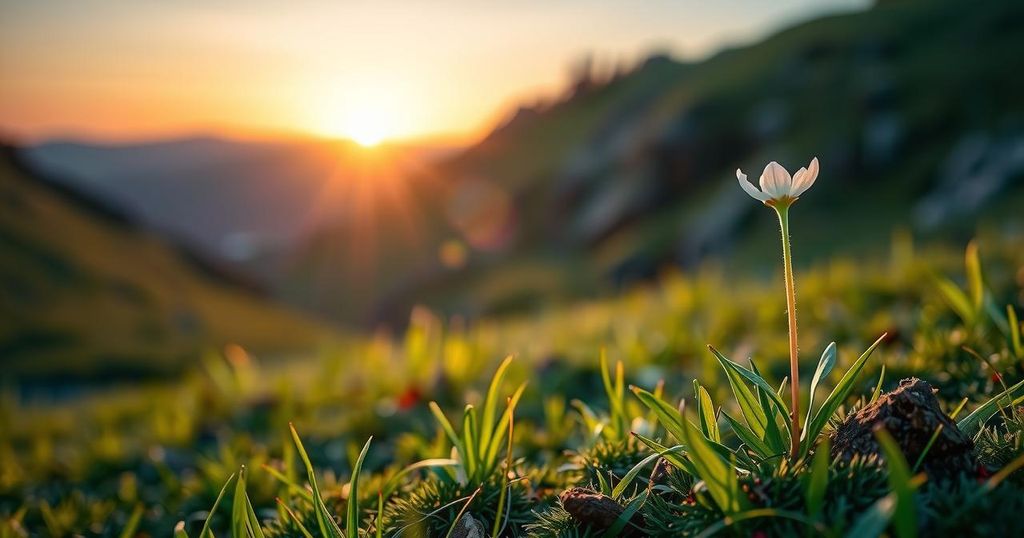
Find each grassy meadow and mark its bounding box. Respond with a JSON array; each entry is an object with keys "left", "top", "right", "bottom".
[
  {"left": 3, "top": 229, "right": 1024, "bottom": 536},
  {"left": 3, "top": 2, "right": 1024, "bottom": 536}
]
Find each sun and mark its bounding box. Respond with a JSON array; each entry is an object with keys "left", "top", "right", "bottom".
[
  {"left": 345, "top": 107, "right": 391, "bottom": 147},
  {"left": 317, "top": 92, "right": 401, "bottom": 147}
]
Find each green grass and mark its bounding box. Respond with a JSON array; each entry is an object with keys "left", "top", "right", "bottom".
[
  {"left": 2, "top": 231, "right": 1023, "bottom": 536},
  {"left": 0, "top": 150, "right": 335, "bottom": 381}
]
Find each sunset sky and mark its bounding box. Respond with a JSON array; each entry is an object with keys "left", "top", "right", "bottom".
[{"left": 1, "top": 0, "right": 867, "bottom": 145}]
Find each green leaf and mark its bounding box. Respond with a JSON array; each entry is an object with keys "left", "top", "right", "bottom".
[
  {"left": 805, "top": 439, "right": 830, "bottom": 519},
  {"left": 174, "top": 521, "right": 190, "bottom": 538},
  {"left": 713, "top": 351, "right": 767, "bottom": 436},
  {"left": 696, "top": 383, "right": 720, "bottom": 443},
  {"left": 957, "top": 378, "right": 1024, "bottom": 436},
  {"left": 749, "top": 360, "right": 787, "bottom": 453},
  {"left": 632, "top": 387, "right": 687, "bottom": 443},
  {"left": 803, "top": 334, "right": 886, "bottom": 457},
  {"left": 346, "top": 437, "right": 373, "bottom": 538},
  {"left": 708, "top": 346, "right": 789, "bottom": 432},
  {"left": 804, "top": 343, "right": 837, "bottom": 437},
  {"left": 875, "top": 429, "right": 917, "bottom": 538},
  {"left": 721, "top": 411, "right": 772, "bottom": 459},
  {"left": 681, "top": 415, "right": 747, "bottom": 514}
]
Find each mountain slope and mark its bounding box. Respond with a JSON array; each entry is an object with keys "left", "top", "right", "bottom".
[
  {"left": 409, "top": 0, "right": 1024, "bottom": 315},
  {"left": 23, "top": 137, "right": 460, "bottom": 262},
  {"left": 18, "top": 0, "right": 1024, "bottom": 326},
  {"left": 0, "top": 146, "right": 333, "bottom": 380}
]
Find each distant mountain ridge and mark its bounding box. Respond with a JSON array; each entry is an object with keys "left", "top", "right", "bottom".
[
  {"left": 23, "top": 137, "right": 460, "bottom": 262},
  {"left": 19, "top": 0, "right": 1024, "bottom": 326},
  {"left": 0, "top": 144, "right": 333, "bottom": 380}
]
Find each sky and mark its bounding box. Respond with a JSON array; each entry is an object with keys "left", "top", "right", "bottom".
[{"left": 0, "top": 0, "right": 868, "bottom": 145}]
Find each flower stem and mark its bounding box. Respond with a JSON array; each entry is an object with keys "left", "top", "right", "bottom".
[{"left": 775, "top": 204, "right": 801, "bottom": 460}]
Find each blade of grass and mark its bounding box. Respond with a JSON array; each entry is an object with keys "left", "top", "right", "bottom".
[
  {"left": 380, "top": 459, "right": 458, "bottom": 499},
  {"left": 290, "top": 424, "right": 345, "bottom": 538},
  {"left": 696, "top": 508, "right": 825, "bottom": 538},
  {"left": 444, "top": 486, "right": 483, "bottom": 538},
  {"left": 119, "top": 504, "right": 143, "bottom": 538},
  {"left": 631, "top": 386, "right": 687, "bottom": 443},
  {"left": 845, "top": 494, "right": 895, "bottom": 538},
  {"left": 463, "top": 405, "right": 478, "bottom": 480},
  {"left": 957, "top": 378, "right": 1024, "bottom": 436},
  {"left": 277, "top": 498, "right": 315, "bottom": 538},
  {"left": 965, "top": 240, "right": 984, "bottom": 311},
  {"left": 870, "top": 365, "right": 886, "bottom": 404},
  {"left": 483, "top": 383, "right": 527, "bottom": 473},
  {"left": 491, "top": 400, "right": 515, "bottom": 538},
  {"left": 912, "top": 398, "right": 968, "bottom": 473},
  {"left": 199, "top": 473, "right": 236, "bottom": 538},
  {"left": 376, "top": 492, "right": 383, "bottom": 538},
  {"left": 936, "top": 276, "right": 975, "bottom": 326},
  {"left": 631, "top": 433, "right": 698, "bottom": 477},
  {"left": 603, "top": 490, "right": 648, "bottom": 537},
  {"left": 346, "top": 437, "right": 373, "bottom": 538},
  {"left": 478, "top": 355, "right": 513, "bottom": 461},
  {"left": 681, "top": 416, "right": 747, "bottom": 514},
  {"left": 875, "top": 429, "right": 919, "bottom": 538},
  {"left": 805, "top": 438, "right": 830, "bottom": 519},
  {"left": 612, "top": 452, "right": 661, "bottom": 500},
  {"left": 261, "top": 464, "right": 312, "bottom": 502}
]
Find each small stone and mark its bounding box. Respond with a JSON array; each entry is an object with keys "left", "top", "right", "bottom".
[
  {"left": 830, "top": 377, "right": 975, "bottom": 477},
  {"left": 560, "top": 487, "right": 643, "bottom": 536},
  {"left": 450, "top": 512, "right": 486, "bottom": 538}
]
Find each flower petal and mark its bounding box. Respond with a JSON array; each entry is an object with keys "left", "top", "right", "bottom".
[
  {"left": 737, "top": 169, "right": 769, "bottom": 202},
  {"left": 759, "top": 161, "right": 792, "bottom": 199},
  {"left": 791, "top": 157, "right": 819, "bottom": 197}
]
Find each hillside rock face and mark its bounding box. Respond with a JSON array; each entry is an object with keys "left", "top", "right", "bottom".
[{"left": 830, "top": 378, "right": 975, "bottom": 477}]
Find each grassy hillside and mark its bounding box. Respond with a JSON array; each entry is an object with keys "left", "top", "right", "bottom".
[
  {"left": 0, "top": 146, "right": 334, "bottom": 380},
  {"left": 3, "top": 231, "right": 1022, "bottom": 535},
  {"left": 404, "top": 0, "right": 1024, "bottom": 318}
]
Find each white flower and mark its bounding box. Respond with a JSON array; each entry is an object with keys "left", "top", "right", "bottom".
[{"left": 736, "top": 157, "right": 819, "bottom": 206}]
